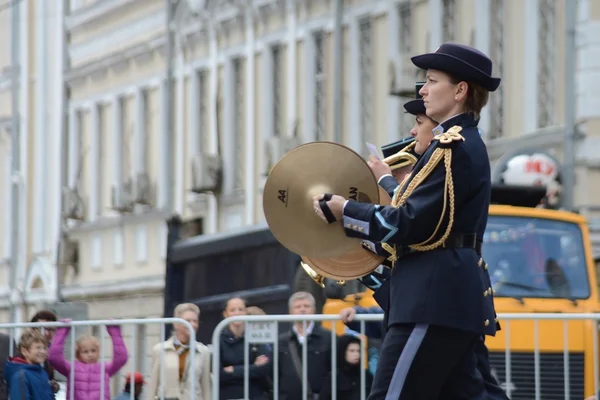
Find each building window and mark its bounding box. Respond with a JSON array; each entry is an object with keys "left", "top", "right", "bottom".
[
  {"left": 121, "top": 96, "right": 134, "bottom": 183},
  {"left": 197, "top": 70, "right": 208, "bottom": 153},
  {"left": 233, "top": 58, "right": 244, "bottom": 190},
  {"left": 272, "top": 44, "right": 283, "bottom": 137},
  {"left": 135, "top": 225, "right": 148, "bottom": 263},
  {"left": 489, "top": 0, "right": 505, "bottom": 139},
  {"left": 90, "top": 235, "right": 102, "bottom": 270},
  {"left": 140, "top": 89, "right": 149, "bottom": 174},
  {"left": 314, "top": 31, "right": 326, "bottom": 141},
  {"left": 96, "top": 104, "right": 104, "bottom": 215},
  {"left": 537, "top": 0, "right": 556, "bottom": 128},
  {"left": 398, "top": 2, "right": 412, "bottom": 56},
  {"left": 398, "top": 2, "right": 414, "bottom": 135},
  {"left": 113, "top": 231, "right": 124, "bottom": 267},
  {"left": 442, "top": 0, "right": 456, "bottom": 42},
  {"left": 359, "top": 18, "right": 373, "bottom": 152}
]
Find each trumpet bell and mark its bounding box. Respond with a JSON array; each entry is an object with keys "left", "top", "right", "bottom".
[{"left": 300, "top": 262, "right": 326, "bottom": 288}]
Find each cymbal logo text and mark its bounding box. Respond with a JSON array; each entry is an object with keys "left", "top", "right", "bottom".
[
  {"left": 349, "top": 187, "right": 372, "bottom": 203},
  {"left": 278, "top": 188, "right": 288, "bottom": 207}
]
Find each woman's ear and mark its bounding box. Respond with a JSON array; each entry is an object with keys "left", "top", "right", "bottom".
[{"left": 455, "top": 81, "right": 469, "bottom": 101}]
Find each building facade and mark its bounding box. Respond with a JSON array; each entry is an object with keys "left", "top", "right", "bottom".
[
  {"left": 1, "top": 0, "right": 600, "bottom": 374},
  {"left": 0, "top": 0, "right": 66, "bottom": 323}
]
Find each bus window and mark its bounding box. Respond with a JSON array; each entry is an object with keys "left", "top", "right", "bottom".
[{"left": 483, "top": 216, "right": 590, "bottom": 300}]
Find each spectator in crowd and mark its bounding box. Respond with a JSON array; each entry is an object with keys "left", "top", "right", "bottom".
[
  {"left": 219, "top": 297, "right": 271, "bottom": 400},
  {"left": 245, "top": 304, "right": 274, "bottom": 399},
  {"left": 31, "top": 309, "right": 60, "bottom": 395},
  {"left": 48, "top": 319, "right": 129, "bottom": 400},
  {"left": 277, "top": 291, "right": 331, "bottom": 400},
  {"left": 0, "top": 332, "right": 16, "bottom": 400},
  {"left": 339, "top": 305, "right": 385, "bottom": 376},
  {"left": 318, "top": 335, "right": 373, "bottom": 400},
  {"left": 246, "top": 306, "right": 266, "bottom": 316},
  {"left": 5, "top": 330, "right": 54, "bottom": 399},
  {"left": 148, "top": 302, "right": 211, "bottom": 400},
  {"left": 113, "top": 372, "right": 145, "bottom": 400}
]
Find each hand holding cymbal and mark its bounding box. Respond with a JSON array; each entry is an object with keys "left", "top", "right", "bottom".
[{"left": 312, "top": 194, "right": 346, "bottom": 223}]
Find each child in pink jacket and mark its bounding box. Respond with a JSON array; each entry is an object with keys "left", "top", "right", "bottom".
[{"left": 48, "top": 321, "right": 129, "bottom": 400}]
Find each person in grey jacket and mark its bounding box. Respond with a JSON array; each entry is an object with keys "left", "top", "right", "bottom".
[{"left": 0, "top": 332, "right": 17, "bottom": 400}]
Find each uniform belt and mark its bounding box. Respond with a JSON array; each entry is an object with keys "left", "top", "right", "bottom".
[{"left": 397, "top": 233, "right": 481, "bottom": 258}]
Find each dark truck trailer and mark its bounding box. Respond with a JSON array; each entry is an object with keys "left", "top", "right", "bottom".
[{"left": 164, "top": 219, "right": 310, "bottom": 344}]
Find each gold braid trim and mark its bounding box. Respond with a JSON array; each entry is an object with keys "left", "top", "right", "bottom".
[
  {"left": 409, "top": 148, "right": 454, "bottom": 251},
  {"left": 381, "top": 243, "right": 397, "bottom": 264},
  {"left": 384, "top": 127, "right": 464, "bottom": 259}
]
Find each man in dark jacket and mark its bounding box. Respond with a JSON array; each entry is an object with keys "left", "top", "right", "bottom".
[
  {"left": 0, "top": 332, "right": 16, "bottom": 400},
  {"left": 277, "top": 291, "right": 331, "bottom": 400}
]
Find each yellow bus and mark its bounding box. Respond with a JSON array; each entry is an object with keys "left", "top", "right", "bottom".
[{"left": 322, "top": 184, "right": 598, "bottom": 399}]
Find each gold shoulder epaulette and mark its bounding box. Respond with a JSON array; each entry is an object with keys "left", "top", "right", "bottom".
[{"left": 434, "top": 125, "right": 465, "bottom": 145}]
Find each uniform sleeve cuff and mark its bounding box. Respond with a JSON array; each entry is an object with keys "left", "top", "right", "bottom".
[
  {"left": 342, "top": 201, "right": 374, "bottom": 239},
  {"left": 377, "top": 174, "right": 393, "bottom": 184}
]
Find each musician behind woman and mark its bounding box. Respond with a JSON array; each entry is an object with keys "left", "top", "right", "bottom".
[{"left": 313, "top": 43, "right": 501, "bottom": 399}]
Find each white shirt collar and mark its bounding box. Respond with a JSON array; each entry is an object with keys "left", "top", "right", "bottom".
[
  {"left": 432, "top": 113, "right": 465, "bottom": 136},
  {"left": 293, "top": 321, "right": 314, "bottom": 344}
]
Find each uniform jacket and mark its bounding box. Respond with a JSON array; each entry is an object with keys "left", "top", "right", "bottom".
[
  {"left": 147, "top": 336, "right": 211, "bottom": 400},
  {"left": 48, "top": 325, "right": 129, "bottom": 400},
  {"left": 276, "top": 324, "right": 331, "bottom": 400},
  {"left": 378, "top": 175, "right": 400, "bottom": 199},
  {"left": 5, "top": 357, "right": 54, "bottom": 400},
  {"left": 218, "top": 327, "right": 271, "bottom": 400},
  {"left": 343, "top": 113, "right": 498, "bottom": 336}
]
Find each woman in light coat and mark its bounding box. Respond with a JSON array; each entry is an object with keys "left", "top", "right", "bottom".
[{"left": 148, "top": 303, "right": 211, "bottom": 400}]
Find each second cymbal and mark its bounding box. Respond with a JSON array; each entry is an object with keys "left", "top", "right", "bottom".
[{"left": 300, "top": 187, "right": 392, "bottom": 280}]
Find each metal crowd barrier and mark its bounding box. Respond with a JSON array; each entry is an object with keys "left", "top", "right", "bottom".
[
  {"left": 0, "top": 318, "right": 197, "bottom": 400},
  {"left": 211, "top": 312, "right": 600, "bottom": 400},
  {"left": 496, "top": 312, "right": 600, "bottom": 400},
  {"left": 211, "top": 314, "right": 383, "bottom": 400}
]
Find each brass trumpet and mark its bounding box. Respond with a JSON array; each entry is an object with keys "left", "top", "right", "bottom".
[
  {"left": 300, "top": 142, "right": 418, "bottom": 285},
  {"left": 301, "top": 261, "right": 326, "bottom": 288}
]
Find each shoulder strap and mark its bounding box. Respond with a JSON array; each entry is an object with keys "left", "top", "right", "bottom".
[{"left": 288, "top": 336, "right": 313, "bottom": 397}]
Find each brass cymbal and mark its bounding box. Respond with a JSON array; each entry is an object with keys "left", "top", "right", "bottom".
[
  {"left": 263, "top": 141, "right": 380, "bottom": 258},
  {"left": 299, "top": 187, "right": 392, "bottom": 280}
]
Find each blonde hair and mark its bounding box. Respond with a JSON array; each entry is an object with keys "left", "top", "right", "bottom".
[
  {"left": 75, "top": 335, "right": 100, "bottom": 360},
  {"left": 246, "top": 306, "right": 266, "bottom": 316},
  {"left": 174, "top": 303, "right": 200, "bottom": 319},
  {"left": 19, "top": 330, "right": 47, "bottom": 352}
]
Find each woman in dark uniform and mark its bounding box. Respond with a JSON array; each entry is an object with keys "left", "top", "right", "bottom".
[{"left": 313, "top": 43, "right": 502, "bottom": 399}]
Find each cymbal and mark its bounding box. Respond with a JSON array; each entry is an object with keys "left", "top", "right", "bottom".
[
  {"left": 263, "top": 141, "right": 380, "bottom": 258},
  {"left": 300, "top": 187, "right": 392, "bottom": 280}
]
